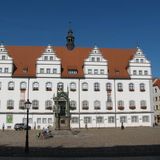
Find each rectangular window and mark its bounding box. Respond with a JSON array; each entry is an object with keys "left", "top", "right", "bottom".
[
  {"left": 71, "top": 117, "right": 79, "bottom": 123},
  {"left": 44, "top": 56, "right": 48, "bottom": 61},
  {"left": 2, "top": 55, "right": 5, "bottom": 60},
  {"left": 120, "top": 116, "right": 127, "bottom": 123},
  {"left": 48, "top": 118, "right": 52, "bottom": 124},
  {"left": 46, "top": 68, "right": 50, "bottom": 74},
  {"left": 6, "top": 114, "right": 13, "bottom": 123},
  {"left": 142, "top": 116, "right": 149, "bottom": 122},
  {"left": 131, "top": 116, "right": 139, "bottom": 123},
  {"left": 53, "top": 68, "right": 57, "bottom": 74},
  {"left": 94, "top": 69, "right": 98, "bottom": 74},
  {"left": 108, "top": 116, "right": 115, "bottom": 123},
  {"left": 139, "top": 70, "right": 142, "bottom": 75},
  {"left": 0, "top": 68, "right": 2, "bottom": 73},
  {"left": 96, "top": 116, "right": 104, "bottom": 123},
  {"left": 133, "top": 70, "right": 137, "bottom": 75},
  {"left": 88, "top": 69, "right": 92, "bottom": 74},
  {"left": 42, "top": 118, "right": 47, "bottom": 124},
  {"left": 100, "top": 69, "right": 104, "bottom": 74},
  {"left": 37, "top": 118, "right": 41, "bottom": 124},
  {"left": 50, "top": 56, "right": 53, "bottom": 61},
  {"left": 4, "top": 68, "right": 8, "bottom": 73},
  {"left": 84, "top": 117, "right": 91, "bottom": 124},
  {"left": 40, "top": 68, "right": 44, "bottom": 74},
  {"left": 144, "top": 70, "right": 148, "bottom": 75}
]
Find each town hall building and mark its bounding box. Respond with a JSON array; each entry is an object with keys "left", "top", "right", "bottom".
[{"left": 0, "top": 30, "right": 154, "bottom": 130}]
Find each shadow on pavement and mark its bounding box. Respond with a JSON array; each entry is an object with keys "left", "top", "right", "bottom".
[{"left": 0, "top": 145, "right": 160, "bottom": 157}]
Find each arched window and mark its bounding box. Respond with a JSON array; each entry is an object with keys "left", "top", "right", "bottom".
[
  {"left": 118, "top": 100, "right": 124, "bottom": 110},
  {"left": 70, "top": 82, "right": 76, "bottom": 91},
  {"left": 57, "top": 82, "right": 63, "bottom": 92},
  {"left": 82, "top": 100, "right": 89, "bottom": 110},
  {"left": 46, "top": 82, "right": 52, "bottom": 91},
  {"left": 82, "top": 82, "right": 88, "bottom": 91},
  {"left": 140, "top": 100, "right": 147, "bottom": 109},
  {"left": 8, "top": 81, "right": 14, "bottom": 90},
  {"left": 70, "top": 100, "right": 76, "bottom": 110},
  {"left": 32, "top": 100, "right": 39, "bottom": 109},
  {"left": 129, "top": 83, "right": 134, "bottom": 91},
  {"left": 7, "top": 100, "right": 14, "bottom": 109},
  {"left": 94, "top": 100, "right": 100, "bottom": 110},
  {"left": 94, "top": 82, "right": 100, "bottom": 91},
  {"left": 19, "top": 100, "right": 25, "bottom": 109},
  {"left": 129, "top": 100, "right": 136, "bottom": 109},
  {"left": 140, "top": 83, "right": 145, "bottom": 91},
  {"left": 106, "top": 83, "right": 112, "bottom": 91},
  {"left": 20, "top": 82, "right": 27, "bottom": 90},
  {"left": 33, "top": 82, "right": 39, "bottom": 91},
  {"left": 117, "top": 83, "right": 123, "bottom": 91},
  {"left": 45, "top": 100, "right": 52, "bottom": 110},
  {"left": 129, "top": 100, "right": 135, "bottom": 106}
]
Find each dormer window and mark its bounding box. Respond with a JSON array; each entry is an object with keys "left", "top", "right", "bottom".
[
  {"left": 136, "top": 59, "right": 139, "bottom": 63},
  {"left": 68, "top": 69, "right": 78, "bottom": 75},
  {"left": 140, "top": 59, "right": 144, "bottom": 63}
]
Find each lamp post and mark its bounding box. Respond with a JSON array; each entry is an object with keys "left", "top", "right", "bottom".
[{"left": 24, "top": 99, "right": 32, "bottom": 153}]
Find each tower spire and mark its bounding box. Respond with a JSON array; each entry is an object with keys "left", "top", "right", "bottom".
[{"left": 66, "top": 21, "right": 75, "bottom": 50}]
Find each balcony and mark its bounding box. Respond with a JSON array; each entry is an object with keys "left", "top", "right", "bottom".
[
  {"left": 141, "top": 106, "right": 147, "bottom": 109},
  {"left": 106, "top": 106, "right": 113, "bottom": 110},
  {"left": 118, "top": 106, "right": 124, "bottom": 110},
  {"left": 118, "top": 89, "right": 123, "bottom": 92},
  {"left": 7, "top": 106, "right": 14, "bottom": 110},
  {"left": 19, "top": 106, "right": 25, "bottom": 110},
  {"left": 45, "top": 106, "right": 52, "bottom": 110},
  {"left": 129, "top": 106, "right": 136, "bottom": 110},
  {"left": 46, "top": 88, "right": 52, "bottom": 91}
]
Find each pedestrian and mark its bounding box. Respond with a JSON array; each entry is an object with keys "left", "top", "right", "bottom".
[
  {"left": 121, "top": 122, "right": 124, "bottom": 130},
  {"left": 2, "top": 123, "right": 5, "bottom": 131}
]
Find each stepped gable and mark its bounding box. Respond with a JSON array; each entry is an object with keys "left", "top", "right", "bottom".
[{"left": 6, "top": 46, "right": 136, "bottom": 79}]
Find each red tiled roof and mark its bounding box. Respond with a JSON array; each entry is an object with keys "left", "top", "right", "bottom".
[
  {"left": 153, "top": 79, "right": 160, "bottom": 89},
  {"left": 6, "top": 46, "right": 136, "bottom": 79}
]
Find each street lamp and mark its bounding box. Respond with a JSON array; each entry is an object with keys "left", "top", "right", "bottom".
[{"left": 24, "top": 99, "right": 32, "bottom": 153}]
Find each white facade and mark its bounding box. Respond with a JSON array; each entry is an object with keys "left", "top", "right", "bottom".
[{"left": 0, "top": 44, "right": 154, "bottom": 129}]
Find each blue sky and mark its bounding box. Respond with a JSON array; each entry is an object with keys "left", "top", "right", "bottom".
[{"left": 0, "top": 0, "right": 160, "bottom": 77}]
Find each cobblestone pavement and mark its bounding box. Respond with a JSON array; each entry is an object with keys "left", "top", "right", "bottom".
[{"left": 0, "top": 127, "right": 160, "bottom": 157}]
